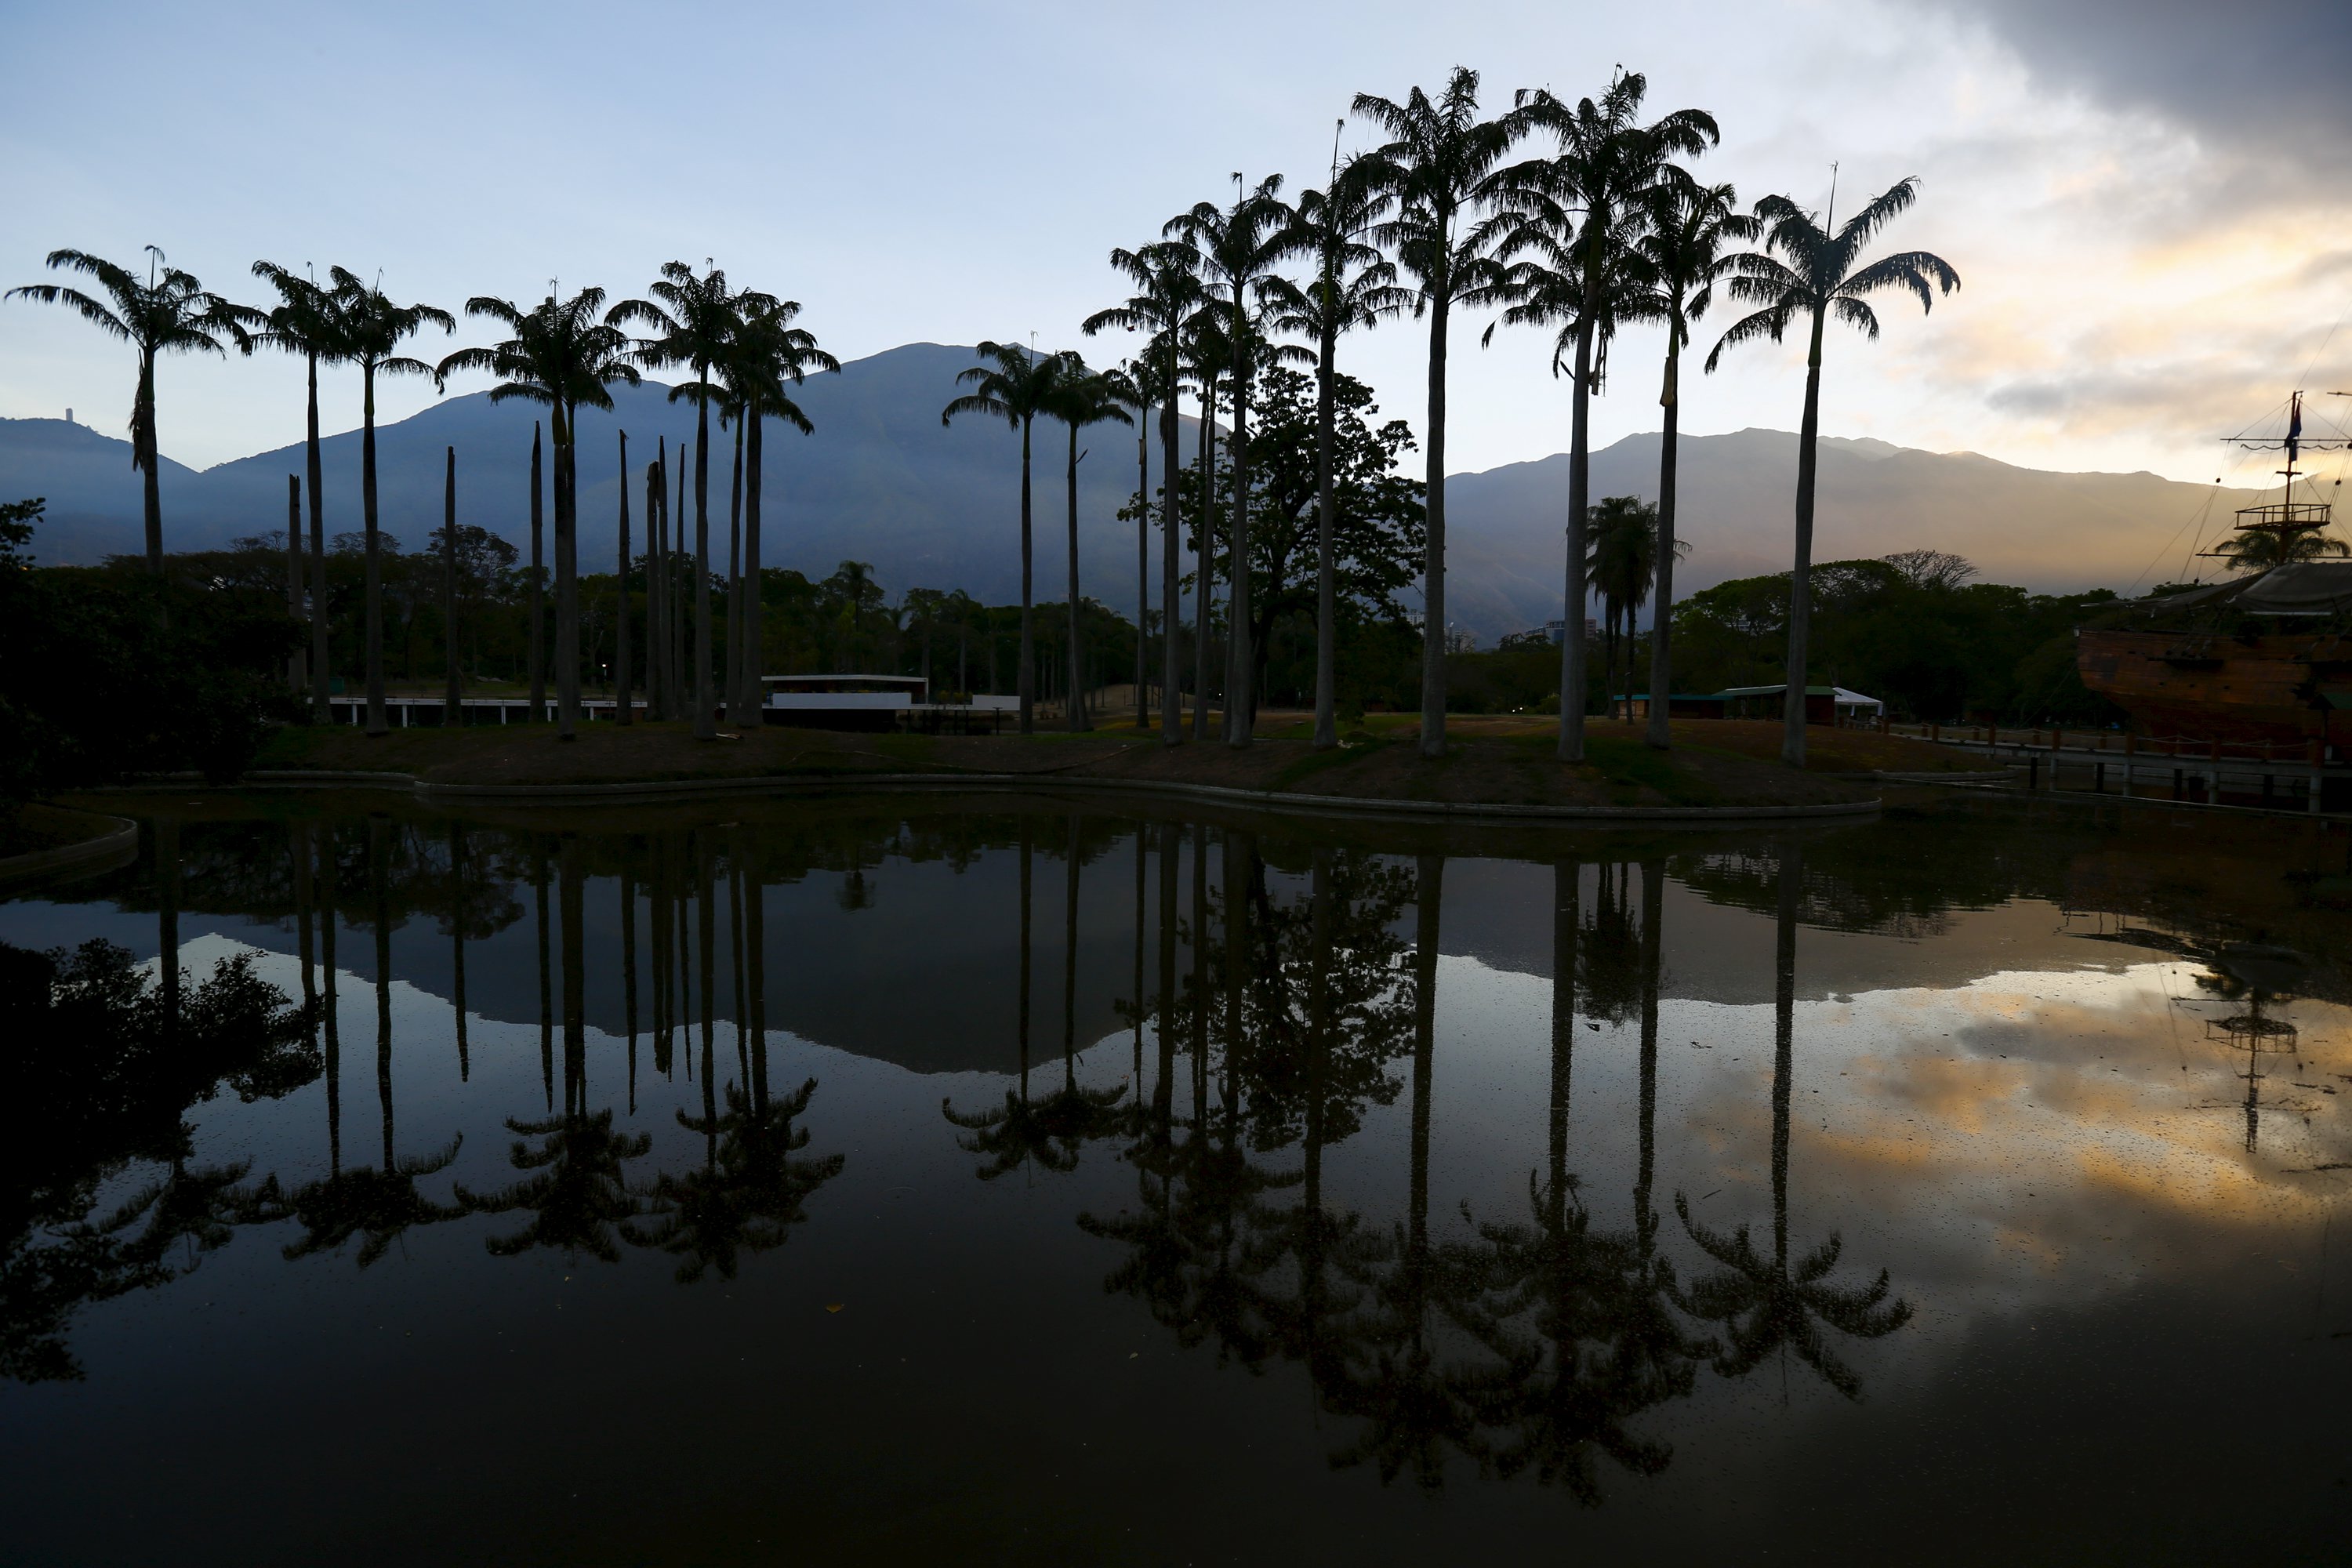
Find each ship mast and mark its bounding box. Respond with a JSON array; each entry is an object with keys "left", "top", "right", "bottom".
[{"left": 2201, "top": 389, "right": 2350, "bottom": 565}]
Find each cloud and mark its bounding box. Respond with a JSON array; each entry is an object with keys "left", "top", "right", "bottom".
[{"left": 1923, "top": 0, "right": 2352, "bottom": 175}]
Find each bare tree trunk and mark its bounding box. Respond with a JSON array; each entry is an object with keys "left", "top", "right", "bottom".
[
  {"left": 615, "top": 431, "right": 633, "bottom": 726},
  {"left": 528, "top": 424, "right": 546, "bottom": 724},
  {"left": 361, "top": 366, "right": 388, "bottom": 736},
  {"left": 1192, "top": 376, "right": 1217, "bottom": 741},
  {"left": 725, "top": 409, "right": 746, "bottom": 726},
  {"left": 1159, "top": 369, "right": 1182, "bottom": 748},
  {"left": 136, "top": 354, "right": 162, "bottom": 575},
  {"left": 1646, "top": 341, "right": 1682, "bottom": 750},
  {"left": 307, "top": 354, "right": 330, "bottom": 723},
  {"left": 1784, "top": 310, "right": 1826, "bottom": 770},
  {"left": 554, "top": 412, "right": 581, "bottom": 740},
  {"left": 693, "top": 396, "right": 717, "bottom": 741},
  {"left": 740, "top": 409, "right": 767, "bottom": 726},
  {"left": 1067, "top": 421, "right": 1089, "bottom": 732},
  {"left": 1018, "top": 416, "right": 1036, "bottom": 735},
  {"left": 674, "top": 450, "right": 689, "bottom": 720},
  {"left": 1557, "top": 316, "right": 1594, "bottom": 763},
  {"left": 442, "top": 448, "right": 462, "bottom": 724},
  {"left": 286, "top": 474, "right": 306, "bottom": 695},
  {"left": 1226, "top": 292, "right": 1254, "bottom": 748},
  {"left": 1418, "top": 297, "right": 1450, "bottom": 758}
]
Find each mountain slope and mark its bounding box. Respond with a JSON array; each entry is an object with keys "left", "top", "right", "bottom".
[{"left": 0, "top": 343, "right": 2256, "bottom": 639}]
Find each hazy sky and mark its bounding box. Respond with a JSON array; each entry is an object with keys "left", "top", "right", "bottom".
[{"left": 2, "top": 0, "right": 2345, "bottom": 487}]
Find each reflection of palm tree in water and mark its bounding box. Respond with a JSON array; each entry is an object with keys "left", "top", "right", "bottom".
[
  {"left": 281, "top": 816, "right": 463, "bottom": 1265},
  {"left": 1675, "top": 842, "right": 1910, "bottom": 1399},
  {"left": 1036, "top": 813, "right": 1127, "bottom": 1149},
  {"left": 946, "top": 818, "right": 1086, "bottom": 1178}
]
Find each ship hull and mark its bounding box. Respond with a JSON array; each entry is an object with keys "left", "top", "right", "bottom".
[{"left": 2077, "top": 629, "right": 2352, "bottom": 745}]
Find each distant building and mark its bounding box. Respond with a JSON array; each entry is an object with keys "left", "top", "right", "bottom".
[{"left": 1540, "top": 618, "right": 1600, "bottom": 645}]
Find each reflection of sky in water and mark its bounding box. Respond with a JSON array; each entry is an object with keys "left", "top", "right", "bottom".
[{"left": 11, "top": 813, "right": 2352, "bottom": 1563}]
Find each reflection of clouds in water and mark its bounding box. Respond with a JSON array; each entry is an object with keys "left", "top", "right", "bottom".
[{"left": 1429, "top": 953, "right": 2350, "bottom": 1360}]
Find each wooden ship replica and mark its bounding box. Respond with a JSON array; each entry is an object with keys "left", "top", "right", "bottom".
[{"left": 2078, "top": 391, "right": 2352, "bottom": 748}]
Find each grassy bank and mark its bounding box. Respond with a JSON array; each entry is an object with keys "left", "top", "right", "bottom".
[{"left": 243, "top": 714, "right": 1973, "bottom": 810}]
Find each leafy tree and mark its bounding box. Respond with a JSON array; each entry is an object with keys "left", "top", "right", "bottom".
[
  {"left": 1707, "top": 177, "right": 1961, "bottom": 767},
  {"left": 1352, "top": 68, "right": 1524, "bottom": 756},
  {"left": 6, "top": 247, "right": 255, "bottom": 574}
]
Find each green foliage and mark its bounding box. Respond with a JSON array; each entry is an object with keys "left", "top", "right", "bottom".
[
  {"left": 1668, "top": 554, "right": 2121, "bottom": 722},
  {"left": 0, "top": 505, "right": 300, "bottom": 803}
]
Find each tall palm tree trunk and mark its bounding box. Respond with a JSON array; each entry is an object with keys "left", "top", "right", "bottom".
[
  {"left": 361, "top": 368, "right": 388, "bottom": 736},
  {"left": 1135, "top": 397, "right": 1149, "bottom": 732},
  {"left": 368, "top": 817, "right": 394, "bottom": 1167},
  {"left": 307, "top": 353, "right": 330, "bottom": 723},
  {"left": 1064, "top": 814, "right": 1081, "bottom": 1087},
  {"left": 528, "top": 426, "right": 546, "bottom": 723},
  {"left": 1067, "top": 423, "right": 1090, "bottom": 732},
  {"left": 1418, "top": 298, "right": 1450, "bottom": 759},
  {"left": 739, "top": 410, "right": 767, "bottom": 726},
  {"left": 615, "top": 432, "right": 633, "bottom": 726},
  {"left": 1783, "top": 311, "right": 1826, "bottom": 769},
  {"left": 1409, "top": 852, "right": 1443, "bottom": 1297},
  {"left": 726, "top": 412, "right": 746, "bottom": 725},
  {"left": 318, "top": 824, "right": 341, "bottom": 1172},
  {"left": 442, "top": 448, "right": 462, "bottom": 724},
  {"left": 1312, "top": 321, "right": 1340, "bottom": 750},
  {"left": 286, "top": 475, "right": 306, "bottom": 695},
  {"left": 1160, "top": 384, "right": 1182, "bottom": 748},
  {"left": 1191, "top": 379, "right": 1217, "bottom": 741},
  {"left": 1550, "top": 858, "right": 1581, "bottom": 1214},
  {"left": 1018, "top": 417, "right": 1036, "bottom": 735},
  {"left": 449, "top": 822, "right": 470, "bottom": 1082},
  {"left": 674, "top": 452, "right": 689, "bottom": 719},
  {"left": 1773, "top": 840, "right": 1801, "bottom": 1266},
  {"left": 693, "top": 395, "right": 717, "bottom": 740},
  {"left": 1225, "top": 302, "right": 1254, "bottom": 747},
  {"left": 1646, "top": 343, "right": 1683, "bottom": 750},
  {"left": 135, "top": 353, "right": 162, "bottom": 575},
  {"left": 1557, "top": 318, "right": 1595, "bottom": 762},
  {"left": 554, "top": 411, "right": 581, "bottom": 740}
]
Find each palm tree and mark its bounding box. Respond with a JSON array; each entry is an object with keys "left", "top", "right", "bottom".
[
  {"left": 943, "top": 342, "right": 1073, "bottom": 735},
  {"left": 1494, "top": 72, "right": 1716, "bottom": 763},
  {"left": 1585, "top": 495, "right": 1682, "bottom": 724},
  {"left": 249, "top": 262, "right": 343, "bottom": 721},
  {"left": 1706, "top": 177, "right": 1960, "bottom": 768},
  {"left": 2212, "top": 524, "right": 2350, "bottom": 572},
  {"left": 1268, "top": 147, "right": 1408, "bottom": 750},
  {"left": 1084, "top": 241, "right": 1204, "bottom": 747},
  {"left": 436, "top": 289, "right": 639, "bottom": 739},
  {"left": 1168, "top": 177, "right": 1294, "bottom": 746},
  {"left": 330, "top": 268, "right": 454, "bottom": 736},
  {"left": 1048, "top": 355, "right": 1134, "bottom": 731},
  {"left": 1352, "top": 70, "right": 1524, "bottom": 757},
  {"left": 611, "top": 263, "right": 771, "bottom": 739},
  {"left": 1635, "top": 180, "right": 1754, "bottom": 750},
  {"left": 724, "top": 299, "right": 834, "bottom": 724},
  {"left": 7, "top": 247, "right": 254, "bottom": 575}
]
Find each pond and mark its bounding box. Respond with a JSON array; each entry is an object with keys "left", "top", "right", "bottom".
[{"left": 2, "top": 791, "right": 2347, "bottom": 1565}]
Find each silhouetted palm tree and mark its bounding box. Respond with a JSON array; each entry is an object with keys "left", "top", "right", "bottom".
[
  {"left": 943, "top": 343, "right": 1075, "bottom": 735},
  {"left": 723, "top": 299, "right": 836, "bottom": 724},
  {"left": 1352, "top": 71, "right": 1523, "bottom": 757},
  {"left": 1169, "top": 176, "right": 1294, "bottom": 746},
  {"left": 1084, "top": 241, "right": 1204, "bottom": 747},
  {"left": 328, "top": 268, "right": 453, "bottom": 735},
  {"left": 437, "top": 289, "right": 639, "bottom": 738},
  {"left": 7, "top": 247, "right": 254, "bottom": 574},
  {"left": 1492, "top": 72, "right": 1715, "bottom": 762},
  {"left": 1635, "top": 180, "right": 1753, "bottom": 750},
  {"left": 612, "top": 263, "right": 770, "bottom": 740},
  {"left": 1176, "top": 311, "right": 1232, "bottom": 740},
  {"left": 1047, "top": 356, "right": 1134, "bottom": 731},
  {"left": 1707, "top": 178, "right": 1960, "bottom": 768},
  {"left": 249, "top": 262, "right": 343, "bottom": 720},
  {"left": 1269, "top": 148, "right": 1407, "bottom": 750},
  {"left": 1585, "top": 495, "right": 1682, "bottom": 722}
]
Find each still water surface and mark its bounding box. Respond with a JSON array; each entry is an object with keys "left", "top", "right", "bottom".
[{"left": 3, "top": 793, "right": 2348, "bottom": 1564}]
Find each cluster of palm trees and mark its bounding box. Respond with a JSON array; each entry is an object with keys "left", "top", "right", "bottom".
[
  {"left": 1034, "top": 64, "right": 1955, "bottom": 765},
  {"left": 9, "top": 250, "right": 834, "bottom": 742}
]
